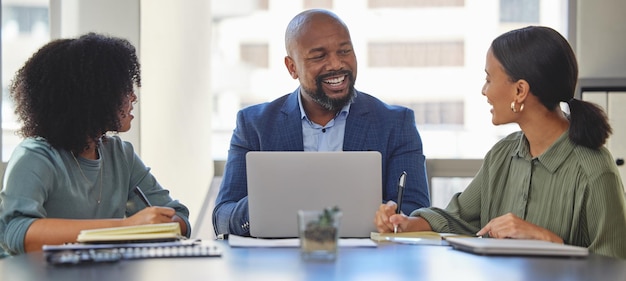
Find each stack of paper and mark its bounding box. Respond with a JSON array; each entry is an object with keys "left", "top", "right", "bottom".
[{"left": 77, "top": 222, "right": 182, "bottom": 243}]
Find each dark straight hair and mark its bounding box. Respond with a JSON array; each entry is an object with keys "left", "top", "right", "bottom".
[{"left": 490, "top": 26, "right": 611, "bottom": 149}]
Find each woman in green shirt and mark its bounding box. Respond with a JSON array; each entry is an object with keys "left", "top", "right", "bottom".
[{"left": 375, "top": 26, "right": 626, "bottom": 259}]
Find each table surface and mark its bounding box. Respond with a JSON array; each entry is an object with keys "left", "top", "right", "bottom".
[{"left": 1, "top": 240, "right": 625, "bottom": 281}]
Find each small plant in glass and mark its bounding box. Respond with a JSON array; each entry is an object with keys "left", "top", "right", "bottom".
[{"left": 298, "top": 206, "right": 342, "bottom": 261}]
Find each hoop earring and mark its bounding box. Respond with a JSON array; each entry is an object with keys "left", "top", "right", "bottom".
[{"left": 510, "top": 101, "right": 524, "bottom": 113}]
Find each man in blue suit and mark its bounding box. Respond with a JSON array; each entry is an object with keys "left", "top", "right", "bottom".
[{"left": 212, "top": 9, "right": 430, "bottom": 236}]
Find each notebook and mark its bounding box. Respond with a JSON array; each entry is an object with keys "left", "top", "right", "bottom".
[
  {"left": 43, "top": 240, "right": 222, "bottom": 265},
  {"left": 445, "top": 237, "right": 589, "bottom": 257},
  {"left": 246, "top": 151, "right": 382, "bottom": 238},
  {"left": 76, "top": 222, "right": 182, "bottom": 243}
]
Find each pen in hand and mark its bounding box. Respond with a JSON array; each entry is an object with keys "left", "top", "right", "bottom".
[
  {"left": 133, "top": 186, "right": 153, "bottom": 207},
  {"left": 394, "top": 171, "right": 407, "bottom": 233}
]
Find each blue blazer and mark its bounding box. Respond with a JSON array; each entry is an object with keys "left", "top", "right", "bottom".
[{"left": 213, "top": 89, "right": 430, "bottom": 235}]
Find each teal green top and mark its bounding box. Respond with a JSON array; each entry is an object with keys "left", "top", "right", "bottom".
[
  {"left": 412, "top": 131, "right": 626, "bottom": 259},
  {"left": 0, "top": 136, "right": 191, "bottom": 255}
]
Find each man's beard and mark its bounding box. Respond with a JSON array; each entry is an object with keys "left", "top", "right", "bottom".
[{"left": 303, "top": 70, "right": 356, "bottom": 112}]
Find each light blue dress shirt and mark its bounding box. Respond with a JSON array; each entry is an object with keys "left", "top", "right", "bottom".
[{"left": 298, "top": 90, "right": 351, "bottom": 151}]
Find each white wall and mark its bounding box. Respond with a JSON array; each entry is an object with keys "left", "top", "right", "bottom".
[
  {"left": 575, "top": 0, "right": 626, "bottom": 78},
  {"left": 140, "top": 1, "right": 214, "bottom": 234}
]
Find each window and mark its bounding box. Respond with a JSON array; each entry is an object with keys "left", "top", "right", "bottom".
[
  {"left": 1, "top": 1, "right": 50, "bottom": 161},
  {"left": 369, "top": 0, "right": 464, "bottom": 8},
  {"left": 304, "top": 0, "right": 333, "bottom": 9},
  {"left": 257, "top": 0, "right": 269, "bottom": 10},
  {"left": 500, "top": 0, "right": 539, "bottom": 23},
  {"left": 368, "top": 41, "right": 464, "bottom": 67},
  {"left": 409, "top": 101, "right": 464, "bottom": 126},
  {"left": 240, "top": 43, "right": 269, "bottom": 68},
  {"left": 431, "top": 177, "right": 472, "bottom": 208}
]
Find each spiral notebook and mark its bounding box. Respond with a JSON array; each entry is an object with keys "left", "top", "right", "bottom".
[{"left": 43, "top": 239, "right": 222, "bottom": 265}]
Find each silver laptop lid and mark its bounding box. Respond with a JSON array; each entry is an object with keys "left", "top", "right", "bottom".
[{"left": 246, "top": 151, "right": 382, "bottom": 238}]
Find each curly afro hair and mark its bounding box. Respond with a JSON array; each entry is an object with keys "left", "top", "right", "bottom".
[{"left": 9, "top": 32, "right": 141, "bottom": 152}]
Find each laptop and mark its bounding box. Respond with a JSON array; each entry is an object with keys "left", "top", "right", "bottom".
[
  {"left": 445, "top": 237, "right": 589, "bottom": 257},
  {"left": 246, "top": 151, "right": 382, "bottom": 238}
]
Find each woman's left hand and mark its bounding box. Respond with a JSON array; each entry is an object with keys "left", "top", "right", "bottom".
[{"left": 476, "top": 213, "right": 564, "bottom": 243}]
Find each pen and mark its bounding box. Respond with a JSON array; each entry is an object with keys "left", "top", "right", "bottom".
[
  {"left": 133, "top": 186, "right": 153, "bottom": 207},
  {"left": 394, "top": 171, "right": 407, "bottom": 233}
]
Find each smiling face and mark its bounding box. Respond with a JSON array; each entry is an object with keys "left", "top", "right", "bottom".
[
  {"left": 482, "top": 48, "right": 519, "bottom": 125},
  {"left": 284, "top": 12, "right": 357, "bottom": 111}
]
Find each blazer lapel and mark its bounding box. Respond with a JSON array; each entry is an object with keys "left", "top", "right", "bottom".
[
  {"left": 277, "top": 90, "right": 305, "bottom": 151},
  {"left": 343, "top": 92, "right": 372, "bottom": 151}
]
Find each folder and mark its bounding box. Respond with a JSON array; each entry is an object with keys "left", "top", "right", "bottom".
[{"left": 76, "top": 222, "right": 182, "bottom": 243}]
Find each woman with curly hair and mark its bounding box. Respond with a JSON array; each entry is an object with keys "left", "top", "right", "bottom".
[{"left": 0, "top": 33, "right": 190, "bottom": 255}]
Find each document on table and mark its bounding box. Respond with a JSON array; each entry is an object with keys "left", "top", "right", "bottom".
[
  {"left": 228, "top": 235, "right": 377, "bottom": 248},
  {"left": 370, "top": 231, "right": 473, "bottom": 246}
]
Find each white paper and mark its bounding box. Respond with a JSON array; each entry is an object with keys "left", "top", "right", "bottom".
[{"left": 228, "top": 235, "right": 377, "bottom": 248}]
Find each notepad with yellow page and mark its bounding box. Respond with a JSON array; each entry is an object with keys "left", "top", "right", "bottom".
[
  {"left": 77, "top": 222, "right": 182, "bottom": 243},
  {"left": 370, "top": 231, "right": 472, "bottom": 246}
]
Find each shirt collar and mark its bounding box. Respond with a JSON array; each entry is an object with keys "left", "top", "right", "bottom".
[
  {"left": 297, "top": 88, "right": 353, "bottom": 121},
  {"left": 512, "top": 130, "right": 575, "bottom": 173}
]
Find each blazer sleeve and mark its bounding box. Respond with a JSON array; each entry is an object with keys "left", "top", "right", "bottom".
[
  {"left": 212, "top": 109, "right": 254, "bottom": 236},
  {"left": 385, "top": 107, "right": 430, "bottom": 213}
]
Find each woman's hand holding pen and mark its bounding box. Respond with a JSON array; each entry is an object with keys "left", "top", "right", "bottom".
[
  {"left": 123, "top": 206, "right": 177, "bottom": 226},
  {"left": 124, "top": 207, "right": 189, "bottom": 236},
  {"left": 125, "top": 187, "right": 189, "bottom": 236}
]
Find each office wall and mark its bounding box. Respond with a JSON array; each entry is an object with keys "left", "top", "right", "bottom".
[
  {"left": 140, "top": 1, "right": 213, "bottom": 231},
  {"left": 575, "top": 0, "right": 626, "bottom": 78}
]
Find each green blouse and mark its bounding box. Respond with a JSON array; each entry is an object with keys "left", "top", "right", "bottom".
[{"left": 412, "top": 131, "right": 626, "bottom": 259}]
